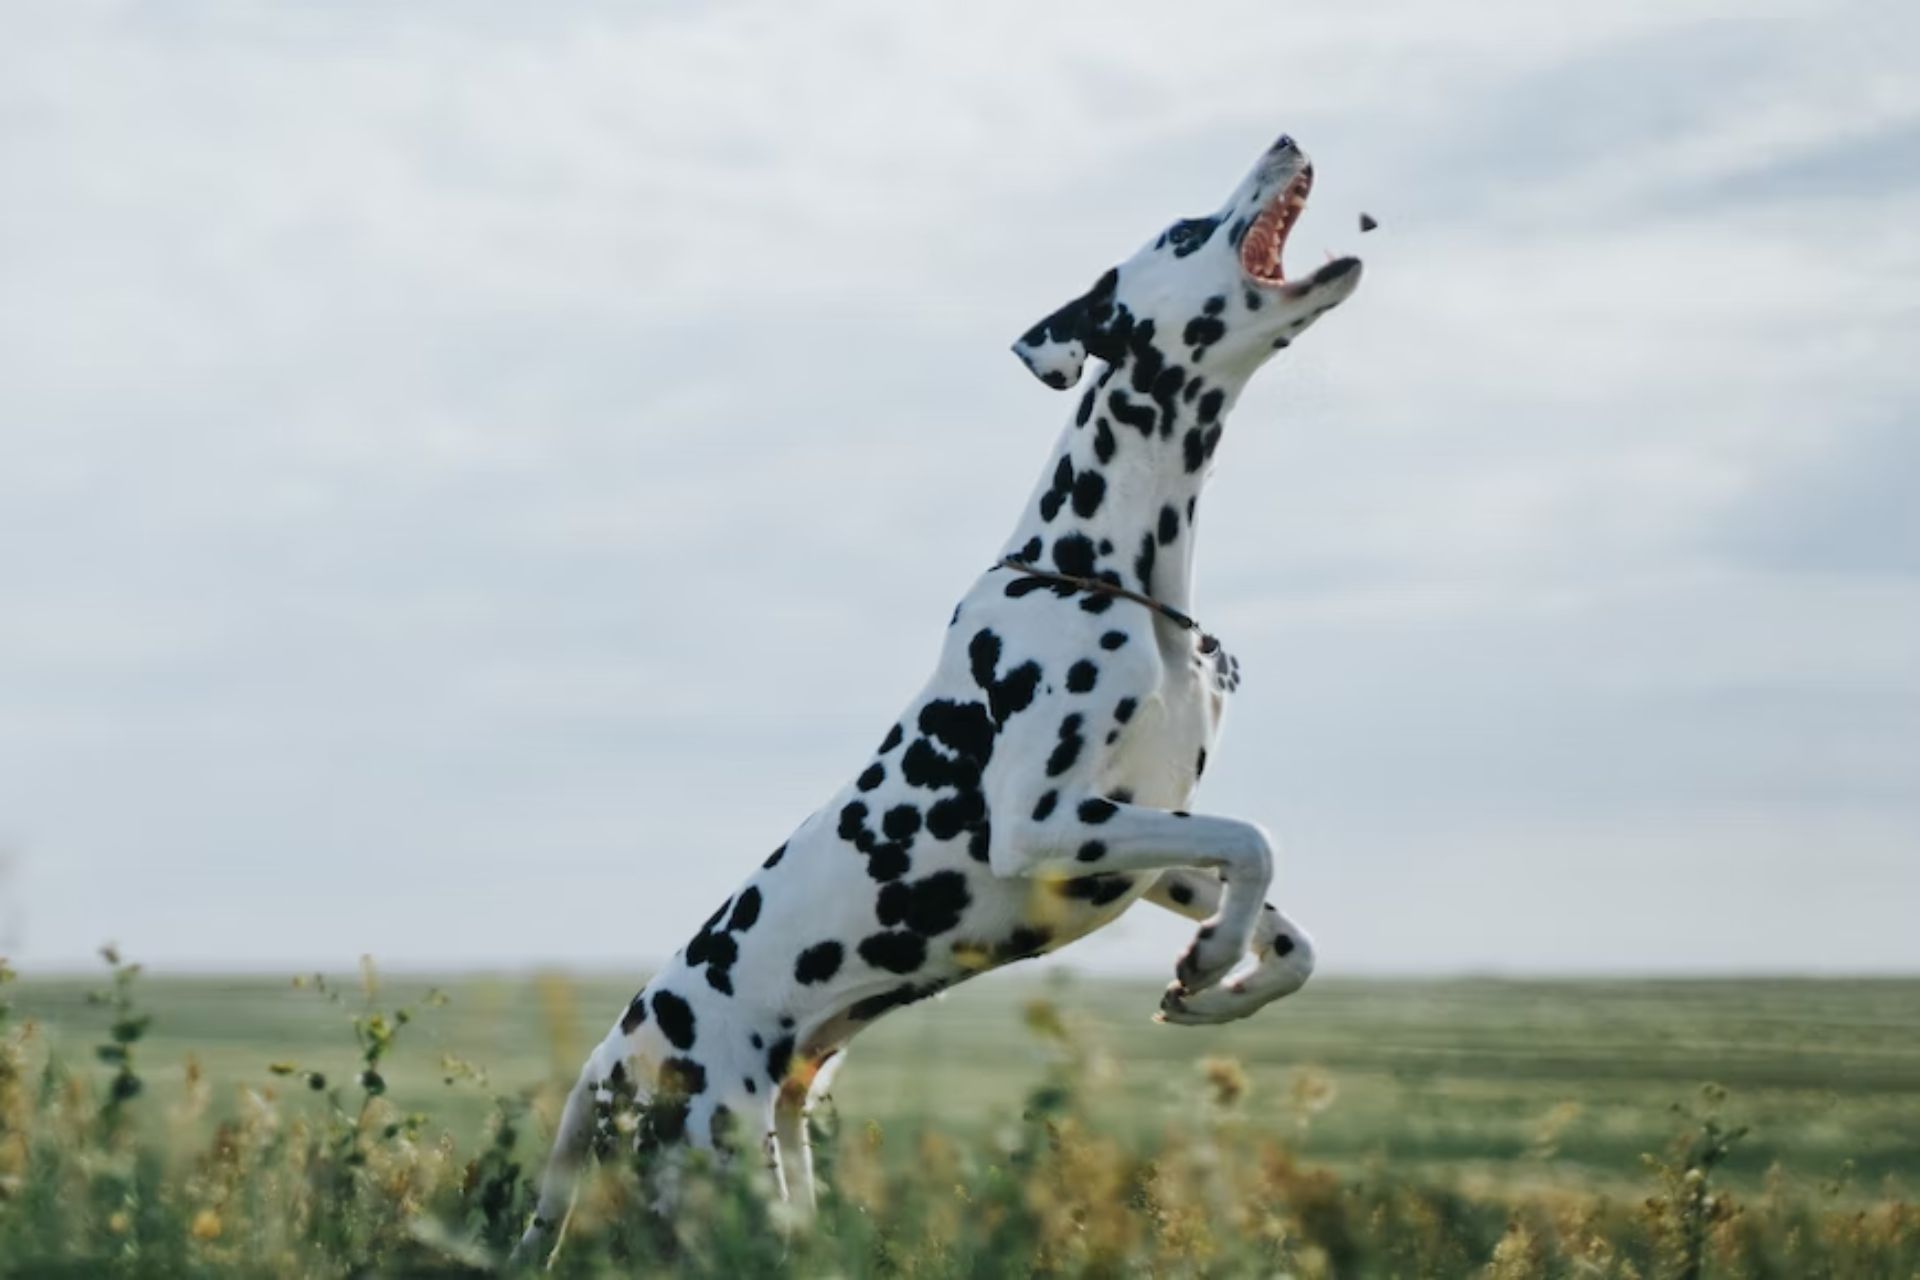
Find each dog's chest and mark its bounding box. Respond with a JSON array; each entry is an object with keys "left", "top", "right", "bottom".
[{"left": 1096, "top": 630, "right": 1236, "bottom": 809}]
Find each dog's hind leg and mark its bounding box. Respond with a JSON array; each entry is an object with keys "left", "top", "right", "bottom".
[
  {"left": 1143, "top": 869, "right": 1315, "bottom": 1024},
  {"left": 772, "top": 1083, "right": 815, "bottom": 1217},
  {"left": 509, "top": 1045, "right": 616, "bottom": 1268}
]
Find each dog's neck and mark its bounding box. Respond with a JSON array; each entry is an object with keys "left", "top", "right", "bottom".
[{"left": 1001, "top": 352, "right": 1248, "bottom": 615}]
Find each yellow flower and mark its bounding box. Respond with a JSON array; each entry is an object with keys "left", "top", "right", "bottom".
[
  {"left": 107, "top": 1210, "right": 131, "bottom": 1235},
  {"left": 190, "top": 1208, "right": 222, "bottom": 1241}
]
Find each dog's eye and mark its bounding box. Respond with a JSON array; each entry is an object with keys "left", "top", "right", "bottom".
[{"left": 1161, "top": 217, "right": 1220, "bottom": 259}]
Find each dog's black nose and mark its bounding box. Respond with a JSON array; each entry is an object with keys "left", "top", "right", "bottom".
[{"left": 1271, "top": 133, "right": 1297, "bottom": 153}]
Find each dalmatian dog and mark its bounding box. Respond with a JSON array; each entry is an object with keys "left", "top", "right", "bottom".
[{"left": 514, "top": 131, "right": 1361, "bottom": 1262}]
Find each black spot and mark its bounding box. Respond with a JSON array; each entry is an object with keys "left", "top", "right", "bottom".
[
  {"left": 1076, "top": 840, "right": 1107, "bottom": 862},
  {"left": 1045, "top": 714, "right": 1086, "bottom": 777},
  {"left": 848, "top": 981, "right": 945, "bottom": 1021},
  {"left": 1183, "top": 428, "right": 1206, "bottom": 473},
  {"left": 925, "top": 789, "right": 985, "bottom": 841},
  {"left": 659, "top": 1056, "right": 707, "bottom": 1097},
  {"left": 1196, "top": 747, "right": 1208, "bottom": 777},
  {"left": 794, "top": 941, "right": 844, "bottom": 985},
  {"left": 858, "top": 931, "right": 927, "bottom": 974},
  {"left": 1004, "top": 575, "right": 1056, "bottom": 600},
  {"left": 1019, "top": 536, "right": 1043, "bottom": 563},
  {"left": 709, "top": 1104, "right": 736, "bottom": 1150},
  {"left": 902, "top": 870, "right": 971, "bottom": 936},
  {"left": 968, "top": 628, "right": 1003, "bottom": 690},
  {"left": 867, "top": 846, "right": 911, "bottom": 882},
  {"left": 1066, "top": 660, "right": 1098, "bottom": 694},
  {"left": 838, "top": 801, "right": 872, "bottom": 847},
  {"left": 1032, "top": 790, "right": 1058, "bottom": 821},
  {"left": 705, "top": 967, "right": 733, "bottom": 995},
  {"left": 882, "top": 804, "right": 921, "bottom": 840},
  {"left": 620, "top": 993, "right": 649, "bottom": 1034},
  {"left": 968, "top": 821, "right": 992, "bottom": 863},
  {"left": 1135, "top": 532, "right": 1156, "bottom": 594},
  {"left": 1100, "top": 630, "right": 1127, "bottom": 650},
  {"left": 879, "top": 724, "right": 903, "bottom": 753},
  {"left": 1198, "top": 388, "right": 1226, "bottom": 424},
  {"left": 763, "top": 843, "right": 787, "bottom": 868},
  {"left": 1182, "top": 315, "right": 1225, "bottom": 349},
  {"left": 701, "top": 934, "right": 738, "bottom": 969},
  {"left": 1158, "top": 505, "right": 1179, "bottom": 546},
  {"left": 1077, "top": 797, "right": 1118, "bottom": 824},
  {"left": 1061, "top": 874, "right": 1135, "bottom": 906},
  {"left": 766, "top": 1036, "right": 794, "bottom": 1083},
  {"left": 969, "top": 631, "right": 1042, "bottom": 723},
  {"left": 857, "top": 763, "right": 885, "bottom": 792},
  {"left": 989, "top": 662, "right": 1041, "bottom": 724},
  {"left": 1274, "top": 934, "right": 1297, "bottom": 956},
  {"left": 1052, "top": 533, "right": 1097, "bottom": 578},
  {"left": 651, "top": 990, "right": 696, "bottom": 1051},
  {"left": 1163, "top": 215, "right": 1220, "bottom": 258},
  {"left": 750, "top": 1032, "right": 763, "bottom": 1050},
  {"left": 1108, "top": 389, "right": 1157, "bottom": 437},
  {"left": 1093, "top": 419, "right": 1116, "bottom": 463},
  {"left": 918, "top": 699, "right": 996, "bottom": 764},
  {"left": 727, "top": 887, "right": 762, "bottom": 933},
  {"left": 1070, "top": 469, "right": 1106, "bottom": 518},
  {"left": 1075, "top": 386, "right": 1097, "bottom": 426},
  {"left": 999, "top": 926, "right": 1053, "bottom": 961},
  {"left": 1169, "top": 881, "right": 1196, "bottom": 907},
  {"left": 1203, "top": 294, "right": 1226, "bottom": 315},
  {"left": 1107, "top": 787, "right": 1133, "bottom": 803},
  {"left": 640, "top": 1097, "right": 688, "bottom": 1147},
  {"left": 1114, "top": 698, "right": 1137, "bottom": 723},
  {"left": 876, "top": 881, "right": 910, "bottom": 926},
  {"left": 743, "top": 1077, "right": 757, "bottom": 1094},
  {"left": 1151, "top": 365, "right": 1186, "bottom": 417}
]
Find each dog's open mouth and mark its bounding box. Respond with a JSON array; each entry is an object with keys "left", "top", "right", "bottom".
[{"left": 1240, "top": 168, "right": 1312, "bottom": 287}]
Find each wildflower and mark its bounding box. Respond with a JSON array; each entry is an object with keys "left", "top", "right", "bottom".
[
  {"left": 1201, "top": 1056, "right": 1248, "bottom": 1107},
  {"left": 190, "top": 1208, "right": 222, "bottom": 1240}
]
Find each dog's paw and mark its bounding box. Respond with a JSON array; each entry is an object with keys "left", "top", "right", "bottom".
[
  {"left": 1155, "top": 978, "right": 1255, "bottom": 1026},
  {"left": 1173, "top": 919, "right": 1241, "bottom": 995}
]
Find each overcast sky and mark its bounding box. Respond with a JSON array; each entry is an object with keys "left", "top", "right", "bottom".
[{"left": 2, "top": 1, "right": 1916, "bottom": 976}]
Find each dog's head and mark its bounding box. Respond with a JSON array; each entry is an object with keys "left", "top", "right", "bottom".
[{"left": 1013, "top": 134, "right": 1361, "bottom": 389}]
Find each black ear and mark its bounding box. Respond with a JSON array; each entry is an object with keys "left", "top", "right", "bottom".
[{"left": 1011, "top": 270, "right": 1117, "bottom": 389}]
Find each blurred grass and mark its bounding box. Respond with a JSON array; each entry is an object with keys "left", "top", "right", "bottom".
[
  {"left": 12, "top": 969, "right": 1920, "bottom": 1196},
  {"left": 6, "top": 960, "right": 1920, "bottom": 1276}
]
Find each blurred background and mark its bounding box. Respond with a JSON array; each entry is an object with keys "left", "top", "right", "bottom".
[{"left": 2, "top": 0, "right": 1915, "bottom": 977}]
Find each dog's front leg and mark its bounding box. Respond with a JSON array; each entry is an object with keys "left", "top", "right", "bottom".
[
  {"left": 995, "top": 800, "right": 1273, "bottom": 997},
  {"left": 1143, "top": 870, "right": 1315, "bottom": 1023}
]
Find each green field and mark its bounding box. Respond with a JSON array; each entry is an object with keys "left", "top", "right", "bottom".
[{"left": 4, "top": 961, "right": 1918, "bottom": 1276}]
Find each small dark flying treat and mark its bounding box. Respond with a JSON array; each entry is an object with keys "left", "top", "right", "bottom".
[{"left": 1358, "top": 212, "right": 1379, "bottom": 233}]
